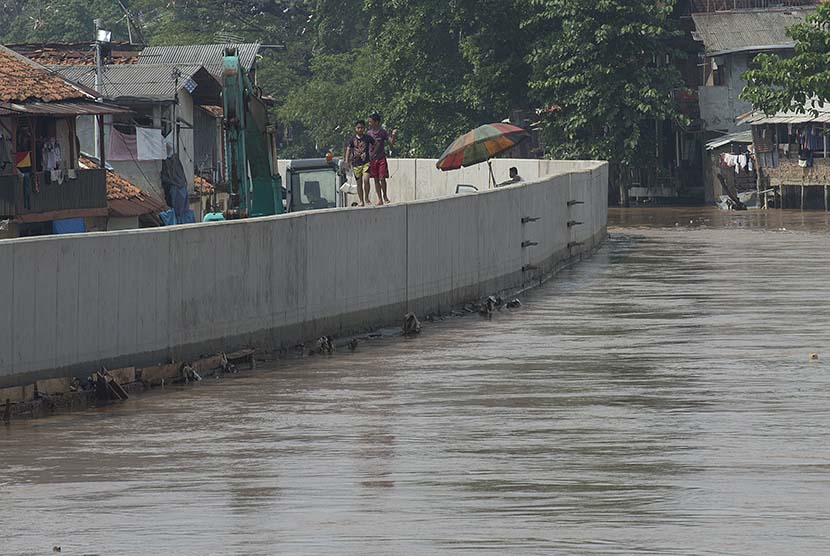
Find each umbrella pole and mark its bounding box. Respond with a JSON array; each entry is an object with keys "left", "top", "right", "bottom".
[{"left": 488, "top": 160, "right": 495, "bottom": 189}]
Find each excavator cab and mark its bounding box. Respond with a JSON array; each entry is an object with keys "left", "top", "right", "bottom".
[{"left": 285, "top": 158, "right": 346, "bottom": 212}]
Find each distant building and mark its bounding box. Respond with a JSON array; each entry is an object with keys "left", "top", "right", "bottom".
[
  {"left": 740, "top": 100, "right": 830, "bottom": 210},
  {"left": 8, "top": 42, "right": 265, "bottom": 221},
  {"left": 78, "top": 155, "right": 167, "bottom": 230},
  {"left": 0, "top": 44, "right": 127, "bottom": 237},
  {"left": 687, "top": 0, "right": 820, "bottom": 202},
  {"left": 52, "top": 63, "right": 223, "bottom": 196}
]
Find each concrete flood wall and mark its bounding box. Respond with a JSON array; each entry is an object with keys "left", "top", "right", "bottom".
[{"left": 0, "top": 159, "right": 608, "bottom": 388}]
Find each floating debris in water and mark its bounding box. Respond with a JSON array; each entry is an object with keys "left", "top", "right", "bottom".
[
  {"left": 403, "top": 313, "right": 421, "bottom": 335},
  {"left": 316, "top": 336, "right": 335, "bottom": 354}
]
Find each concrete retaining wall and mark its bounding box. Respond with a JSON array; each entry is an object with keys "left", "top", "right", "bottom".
[{"left": 0, "top": 159, "right": 607, "bottom": 388}]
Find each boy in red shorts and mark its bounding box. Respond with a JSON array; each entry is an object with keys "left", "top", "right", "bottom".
[{"left": 367, "top": 112, "right": 397, "bottom": 205}]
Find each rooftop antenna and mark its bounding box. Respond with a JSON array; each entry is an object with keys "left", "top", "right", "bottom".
[{"left": 116, "top": 0, "right": 147, "bottom": 46}]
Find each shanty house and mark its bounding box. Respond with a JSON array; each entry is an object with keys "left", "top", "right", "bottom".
[
  {"left": 10, "top": 41, "right": 265, "bottom": 220},
  {"left": 740, "top": 100, "right": 830, "bottom": 210},
  {"left": 51, "top": 63, "right": 222, "bottom": 199},
  {"left": 78, "top": 155, "right": 167, "bottom": 231},
  {"left": 688, "top": 1, "right": 819, "bottom": 201},
  {"left": 0, "top": 44, "right": 128, "bottom": 237},
  {"left": 692, "top": 4, "right": 817, "bottom": 135},
  {"left": 135, "top": 43, "right": 263, "bottom": 183}
]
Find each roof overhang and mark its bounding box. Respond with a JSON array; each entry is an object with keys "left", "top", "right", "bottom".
[
  {"left": 15, "top": 207, "right": 108, "bottom": 224},
  {"left": 108, "top": 196, "right": 167, "bottom": 217},
  {"left": 0, "top": 100, "right": 131, "bottom": 116},
  {"left": 705, "top": 130, "right": 754, "bottom": 150},
  {"left": 742, "top": 112, "right": 830, "bottom": 125},
  {"left": 708, "top": 44, "right": 794, "bottom": 57}
]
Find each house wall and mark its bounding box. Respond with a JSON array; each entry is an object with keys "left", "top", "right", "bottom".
[
  {"left": 705, "top": 145, "right": 757, "bottom": 202},
  {"left": 193, "top": 107, "right": 219, "bottom": 176},
  {"left": 76, "top": 93, "right": 197, "bottom": 196},
  {"left": 75, "top": 114, "right": 165, "bottom": 199},
  {"left": 699, "top": 53, "right": 754, "bottom": 133},
  {"left": 107, "top": 216, "right": 140, "bottom": 231},
  {"left": 765, "top": 157, "right": 830, "bottom": 186},
  {"left": 0, "top": 158, "right": 607, "bottom": 388}
]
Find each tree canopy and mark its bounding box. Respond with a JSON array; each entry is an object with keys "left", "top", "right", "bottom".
[
  {"left": 0, "top": 0, "right": 687, "bottom": 164},
  {"left": 525, "top": 0, "right": 685, "bottom": 165},
  {"left": 741, "top": 3, "right": 830, "bottom": 116}
]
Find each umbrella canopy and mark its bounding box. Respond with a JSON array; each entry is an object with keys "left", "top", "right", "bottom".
[{"left": 436, "top": 123, "right": 529, "bottom": 171}]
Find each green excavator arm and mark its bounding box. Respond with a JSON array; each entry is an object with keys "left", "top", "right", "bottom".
[{"left": 222, "top": 49, "right": 282, "bottom": 217}]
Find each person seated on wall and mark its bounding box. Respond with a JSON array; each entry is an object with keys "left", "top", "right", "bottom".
[{"left": 497, "top": 166, "right": 524, "bottom": 187}]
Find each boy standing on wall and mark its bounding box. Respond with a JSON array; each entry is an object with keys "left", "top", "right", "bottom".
[
  {"left": 344, "top": 119, "right": 375, "bottom": 207},
  {"left": 367, "top": 112, "right": 397, "bottom": 205}
]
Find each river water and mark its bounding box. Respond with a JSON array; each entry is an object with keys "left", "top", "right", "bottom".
[{"left": 2, "top": 207, "right": 830, "bottom": 556}]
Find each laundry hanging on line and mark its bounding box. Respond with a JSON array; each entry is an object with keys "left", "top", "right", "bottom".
[
  {"left": 136, "top": 127, "right": 165, "bottom": 160},
  {"left": 109, "top": 127, "right": 166, "bottom": 161},
  {"left": 108, "top": 128, "right": 138, "bottom": 161}
]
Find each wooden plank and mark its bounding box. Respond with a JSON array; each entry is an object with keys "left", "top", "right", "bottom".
[
  {"left": 226, "top": 348, "right": 256, "bottom": 360},
  {"left": 108, "top": 366, "right": 136, "bottom": 385},
  {"left": 0, "top": 386, "right": 25, "bottom": 404},
  {"left": 35, "top": 377, "right": 70, "bottom": 395},
  {"left": 137, "top": 362, "right": 181, "bottom": 386},
  {"left": 192, "top": 355, "right": 223, "bottom": 373},
  {"left": 22, "top": 383, "right": 36, "bottom": 401}
]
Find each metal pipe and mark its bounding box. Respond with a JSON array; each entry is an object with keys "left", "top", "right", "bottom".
[{"left": 93, "top": 18, "right": 104, "bottom": 161}]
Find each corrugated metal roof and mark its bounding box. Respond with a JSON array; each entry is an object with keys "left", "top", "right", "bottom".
[
  {"left": 705, "top": 129, "right": 754, "bottom": 150},
  {"left": 739, "top": 98, "right": 830, "bottom": 124},
  {"left": 52, "top": 64, "right": 216, "bottom": 102},
  {"left": 691, "top": 8, "right": 814, "bottom": 55},
  {"left": 137, "top": 43, "right": 260, "bottom": 78}
]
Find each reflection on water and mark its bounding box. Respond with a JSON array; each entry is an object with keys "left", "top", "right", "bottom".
[{"left": 2, "top": 207, "right": 830, "bottom": 555}]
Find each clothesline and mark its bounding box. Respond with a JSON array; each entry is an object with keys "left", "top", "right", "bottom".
[{"left": 720, "top": 152, "right": 753, "bottom": 175}]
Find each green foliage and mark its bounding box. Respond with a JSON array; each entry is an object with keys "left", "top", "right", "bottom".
[
  {"left": 278, "top": 47, "right": 378, "bottom": 156},
  {"left": 361, "top": 0, "right": 532, "bottom": 157},
  {"left": 741, "top": 3, "right": 830, "bottom": 116},
  {"left": 0, "top": 0, "right": 688, "bottom": 163},
  {"left": 0, "top": 0, "right": 127, "bottom": 42},
  {"left": 525, "top": 0, "right": 685, "bottom": 165}
]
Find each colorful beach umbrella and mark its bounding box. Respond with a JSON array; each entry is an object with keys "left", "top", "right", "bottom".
[{"left": 436, "top": 123, "right": 530, "bottom": 172}]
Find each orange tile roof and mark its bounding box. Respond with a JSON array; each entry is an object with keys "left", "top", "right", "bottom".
[
  {"left": 194, "top": 175, "right": 215, "bottom": 194},
  {"left": 0, "top": 45, "right": 88, "bottom": 103},
  {"left": 78, "top": 156, "right": 167, "bottom": 216},
  {"left": 7, "top": 42, "right": 140, "bottom": 66}
]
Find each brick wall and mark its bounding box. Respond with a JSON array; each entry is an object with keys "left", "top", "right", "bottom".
[{"left": 765, "top": 157, "right": 830, "bottom": 186}]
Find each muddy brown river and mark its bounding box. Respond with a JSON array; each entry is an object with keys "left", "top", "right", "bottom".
[{"left": 2, "top": 207, "right": 830, "bottom": 555}]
